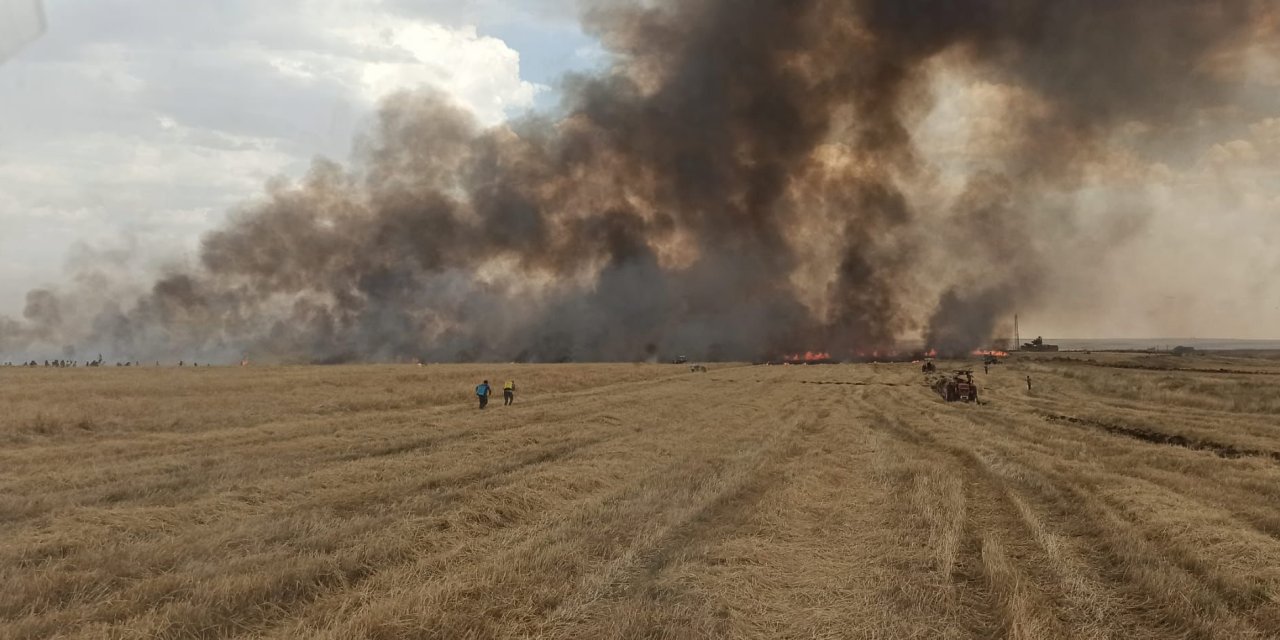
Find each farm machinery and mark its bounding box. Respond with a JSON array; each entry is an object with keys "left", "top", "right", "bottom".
[{"left": 931, "top": 369, "right": 979, "bottom": 403}]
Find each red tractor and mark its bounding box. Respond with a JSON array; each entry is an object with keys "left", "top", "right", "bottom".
[{"left": 932, "top": 369, "right": 978, "bottom": 403}]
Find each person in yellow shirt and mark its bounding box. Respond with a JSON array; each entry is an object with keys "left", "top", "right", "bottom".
[{"left": 503, "top": 380, "right": 516, "bottom": 406}]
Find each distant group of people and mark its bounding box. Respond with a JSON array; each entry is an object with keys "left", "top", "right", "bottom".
[
  {"left": 475, "top": 379, "right": 516, "bottom": 409},
  {"left": 4, "top": 356, "right": 106, "bottom": 368},
  {"left": 2, "top": 358, "right": 203, "bottom": 368}
]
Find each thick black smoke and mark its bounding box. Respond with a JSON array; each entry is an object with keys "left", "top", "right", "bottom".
[{"left": 0, "top": 0, "right": 1269, "bottom": 362}]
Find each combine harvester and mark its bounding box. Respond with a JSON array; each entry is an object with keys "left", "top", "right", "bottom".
[{"left": 931, "top": 369, "right": 979, "bottom": 403}]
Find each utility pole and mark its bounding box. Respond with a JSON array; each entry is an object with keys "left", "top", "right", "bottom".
[{"left": 1014, "top": 314, "right": 1020, "bottom": 352}]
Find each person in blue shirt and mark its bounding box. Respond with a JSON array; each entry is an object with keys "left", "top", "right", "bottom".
[{"left": 476, "top": 380, "right": 492, "bottom": 409}]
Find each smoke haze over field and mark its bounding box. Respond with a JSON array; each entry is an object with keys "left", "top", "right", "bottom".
[{"left": 1, "top": 0, "right": 1277, "bottom": 363}]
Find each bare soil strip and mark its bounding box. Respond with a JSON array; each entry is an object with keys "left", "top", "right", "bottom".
[{"left": 1042, "top": 413, "right": 1280, "bottom": 462}]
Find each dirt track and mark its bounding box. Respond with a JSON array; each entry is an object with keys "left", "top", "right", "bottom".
[{"left": 3, "top": 360, "right": 1279, "bottom": 639}]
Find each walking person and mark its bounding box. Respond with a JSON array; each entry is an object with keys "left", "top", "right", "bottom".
[
  {"left": 503, "top": 380, "right": 515, "bottom": 406},
  {"left": 1026, "top": 375, "right": 1032, "bottom": 392},
  {"left": 476, "top": 380, "right": 492, "bottom": 410}
]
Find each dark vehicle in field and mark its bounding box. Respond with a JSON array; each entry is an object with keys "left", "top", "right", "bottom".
[{"left": 932, "top": 370, "right": 978, "bottom": 403}]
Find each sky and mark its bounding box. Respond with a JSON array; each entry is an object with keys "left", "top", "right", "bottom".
[
  {"left": 0, "top": 0, "right": 600, "bottom": 316},
  {"left": 0, "top": 0, "right": 1278, "bottom": 340}
]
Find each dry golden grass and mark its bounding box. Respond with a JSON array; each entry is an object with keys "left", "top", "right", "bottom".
[{"left": 3, "top": 356, "right": 1280, "bottom": 639}]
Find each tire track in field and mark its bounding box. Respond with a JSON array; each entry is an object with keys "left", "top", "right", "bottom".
[
  {"left": 862, "top": 381, "right": 1182, "bottom": 638},
  {"left": 882, "top": 383, "right": 1280, "bottom": 638},
  {"left": 857, "top": 399, "right": 1072, "bottom": 639},
  {"left": 888, "top": 409, "right": 1158, "bottom": 639},
  {"left": 999, "top": 462, "right": 1277, "bottom": 639},
  {"left": 949, "top": 380, "right": 1280, "bottom": 578}
]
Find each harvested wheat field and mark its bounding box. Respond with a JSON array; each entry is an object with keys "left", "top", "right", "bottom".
[{"left": 3, "top": 356, "right": 1280, "bottom": 639}]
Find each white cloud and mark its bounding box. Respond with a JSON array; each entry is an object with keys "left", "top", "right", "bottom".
[{"left": 328, "top": 20, "right": 545, "bottom": 124}]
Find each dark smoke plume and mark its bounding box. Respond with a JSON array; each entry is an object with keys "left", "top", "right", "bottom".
[{"left": 0, "top": 0, "right": 1270, "bottom": 362}]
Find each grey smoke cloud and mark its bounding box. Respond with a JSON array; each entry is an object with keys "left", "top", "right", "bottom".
[{"left": 1, "top": 0, "right": 1274, "bottom": 363}]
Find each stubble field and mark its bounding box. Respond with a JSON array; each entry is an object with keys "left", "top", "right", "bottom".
[{"left": 3, "top": 354, "right": 1280, "bottom": 639}]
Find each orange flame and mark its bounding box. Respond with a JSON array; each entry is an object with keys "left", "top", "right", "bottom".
[
  {"left": 972, "top": 349, "right": 1009, "bottom": 357},
  {"left": 784, "top": 351, "right": 832, "bottom": 363}
]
